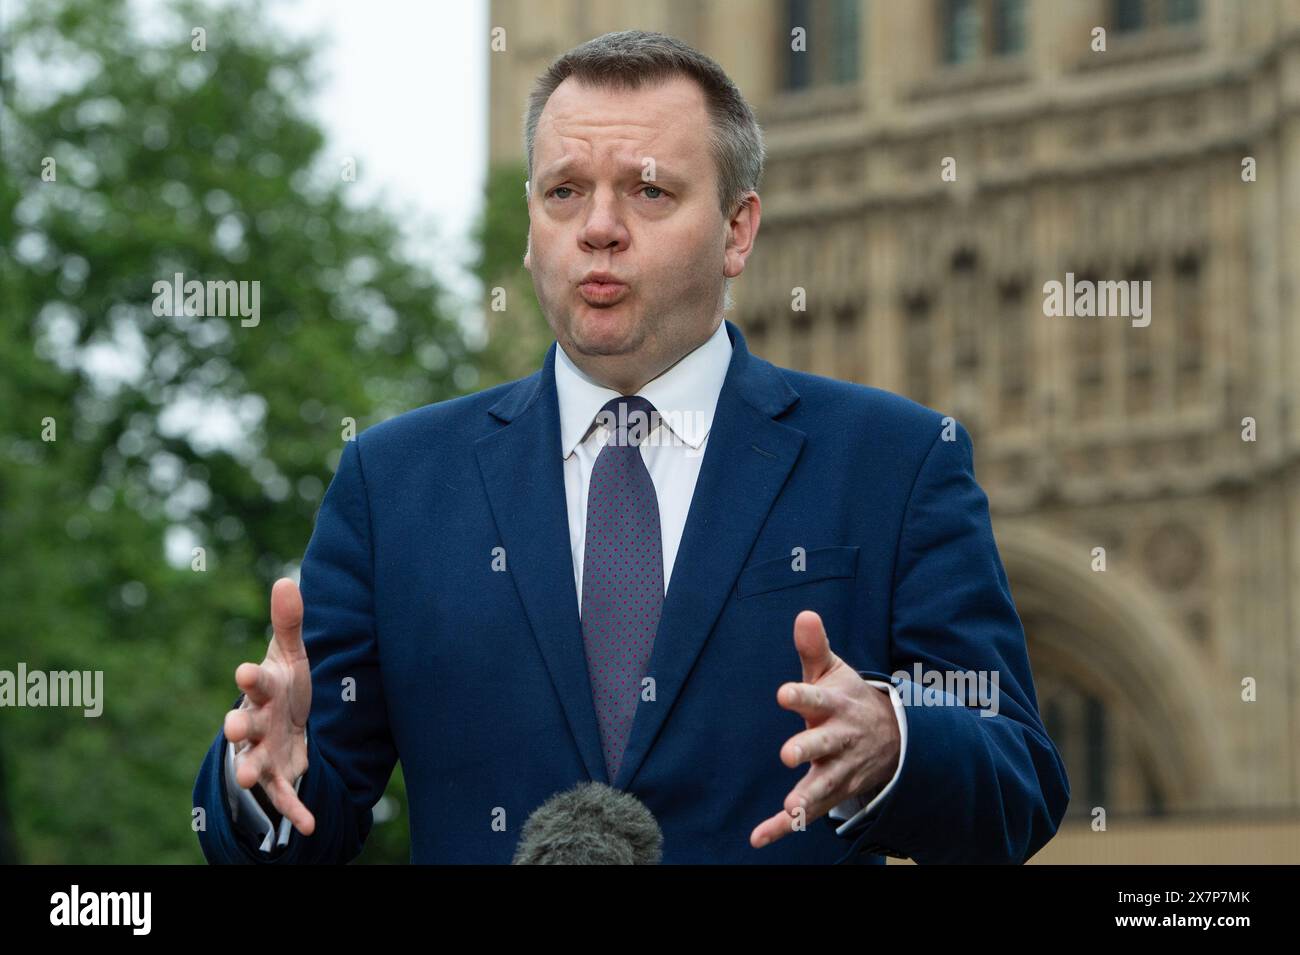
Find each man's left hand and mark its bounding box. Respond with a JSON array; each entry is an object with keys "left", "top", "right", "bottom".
[{"left": 750, "top": 609, "right": 901, "bottom": 849}]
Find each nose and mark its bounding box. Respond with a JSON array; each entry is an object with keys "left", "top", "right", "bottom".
[{"left": 578, "top": 186, "right": 629, "bottom": 254}]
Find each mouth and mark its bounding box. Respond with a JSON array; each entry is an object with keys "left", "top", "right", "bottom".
[{"left": 578, "top": 280, "right": 629, "bottom": 307}]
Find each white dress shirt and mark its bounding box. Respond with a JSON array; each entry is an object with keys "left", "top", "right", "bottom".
[{"left": 224, "top": 319, "right": 907, "bottom": 850}]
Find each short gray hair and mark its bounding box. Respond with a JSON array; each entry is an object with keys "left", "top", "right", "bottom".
[{"left": 523, "top": 29, "right": 765, "bottom": 218}]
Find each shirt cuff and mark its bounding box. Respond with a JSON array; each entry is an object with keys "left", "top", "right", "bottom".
[
  {"left": 224, "top": 727, "right": 307, "bottom": 852},
  {"left": 826, "top": 679, "right": 908, "bottom": 836}
]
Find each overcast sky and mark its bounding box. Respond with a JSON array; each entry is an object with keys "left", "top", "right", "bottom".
[{"left": 266, "top": 0, "right": 490, "bottom": 320}]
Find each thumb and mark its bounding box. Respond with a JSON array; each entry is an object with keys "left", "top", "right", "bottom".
[
  {"left": 793, "top": 610, "right": 836, "bottom": 684},
  {"left": 270, "top": 577, "right": 306, "bottom": 664}
]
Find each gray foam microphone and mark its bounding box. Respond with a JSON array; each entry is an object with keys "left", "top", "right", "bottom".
[{"left": 511, "top": 782, "right": 663, "bottom": 864}]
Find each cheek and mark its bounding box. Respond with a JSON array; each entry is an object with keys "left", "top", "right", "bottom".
[
  {"left": 526, "top": 217, "right": 556, "bottom": 257},
  {"left": 529, "top": 239, "right": 565, "bottom": 285},
  {"left": 675, "top": 216, "right": 724, "bottom": 261},
  {"left": 659, "top": 234, "right": 721, "bottom": 289}
]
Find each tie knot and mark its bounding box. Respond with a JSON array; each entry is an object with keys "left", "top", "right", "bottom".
[{"left": 595, "top": 395, "right": 660, "bottom": 447}]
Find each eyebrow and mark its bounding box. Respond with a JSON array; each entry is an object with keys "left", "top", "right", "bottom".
[{"left": 537, "top": 157, "right": 688, "bottom": 187}]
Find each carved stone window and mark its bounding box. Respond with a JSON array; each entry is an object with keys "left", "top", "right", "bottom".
[
  {"left": 904, "top": 293, "right": 933, "bottom": 406},
  {"left": 1173, "top": 253, "right": 1203, "bottom": 402},
  {"left": 1113, "top": 0, "right": 1200, "bottom": 34},
  {"left": 939, "top": 0, "right": 1027, "bottom": 65},
  {"left": 998, "top": 281, "right": 1027, "bottom": 424},
  {"left": 780, "top": 0, "right": 861, "bottom": 91},
  {"left": 1072, "top": 274, "right": 1105, "bottom": 420},
  {"left": 950, "top": 247, "right": 981, "bottom": 373}
]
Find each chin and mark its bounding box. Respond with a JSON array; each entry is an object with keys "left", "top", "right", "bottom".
[{"left": 572, "top": 310, "right": 638, "bottom": 351}]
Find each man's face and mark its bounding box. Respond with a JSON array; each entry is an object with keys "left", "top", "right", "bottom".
[{"left": 524, "top": 74, "right": 759, "bottom": 393}]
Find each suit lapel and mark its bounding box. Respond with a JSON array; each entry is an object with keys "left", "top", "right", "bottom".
[
  {"left": 473, "top": 321, "right": 805, "bottom": 793},
  {"left": 474, "top": 343, "right": 609, "bottom": 784}
]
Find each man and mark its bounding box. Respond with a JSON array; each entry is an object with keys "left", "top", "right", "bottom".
[{"left": 193, "top": 30, "right": 1069, "bottom": 864}]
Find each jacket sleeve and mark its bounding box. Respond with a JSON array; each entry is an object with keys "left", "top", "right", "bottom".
[
  {"left": 833, "top": 418, "right": 1070, "bottom": 864},
  {"left": 193, "top": 436, "right": 400, "bottom": 864}
]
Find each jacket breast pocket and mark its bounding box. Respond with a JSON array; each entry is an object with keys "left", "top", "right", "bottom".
[{"left": 735, "top": 545, "right": 860, "bottom": 599}]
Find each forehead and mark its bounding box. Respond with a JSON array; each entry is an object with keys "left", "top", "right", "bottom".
[{"left": 533, "top": 74, "right": 712, "bottom": 176}]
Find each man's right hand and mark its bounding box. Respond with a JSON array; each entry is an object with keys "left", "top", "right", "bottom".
[{"left": 224, "top": 577, "right": 316, "bottom": 837}]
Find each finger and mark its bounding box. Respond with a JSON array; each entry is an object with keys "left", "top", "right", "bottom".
[
  {"left": 234, "top": 661, "right": 275, "bottom": 706},
  {"left": 223, "top": 705, "right": 267, "bottom": 746},
  {"left": 266, "top": 774, "right": 316, "bottom": 837},
  {"left": 793, "top": 610, "right": 836, "bottom": 684},
  {"left": 233, "top": 745, "right": 269, "bottom": 790},
  {"left": 782, "top": 763, "right": 845, "bottom": 819},
  {"left": 776, "top": 681, "right": 838, "bottom": 722},
  {"left": 781, "top": 723, "right": 856, "bottom": 768},
  {"left": 749, "top": 805, "right": 806, "bottom": 849},
  {"left": 270, "top": 577, "right": 306, "bottom": 663}
]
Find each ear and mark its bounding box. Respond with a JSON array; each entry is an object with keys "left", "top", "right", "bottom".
[{"left": 723, "top": 191, "right": 761, "bottom": 280}]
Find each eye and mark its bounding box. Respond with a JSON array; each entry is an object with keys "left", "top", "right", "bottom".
[
  {"left": 641, "top": 185, "right": 667, "bottom": 200},
  {"left": 548, "top": 186, "right": 574, "bottom": 200}
]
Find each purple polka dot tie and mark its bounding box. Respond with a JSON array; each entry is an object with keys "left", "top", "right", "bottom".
[{"left": 581, "top": 395, "right": 664, "bottom": 783}]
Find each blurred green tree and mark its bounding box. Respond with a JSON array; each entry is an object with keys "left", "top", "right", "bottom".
[
  {"left": 470, "top": 161, "right": 552, "bottom": 383},
  {"left": 0, "top": 0, "right": 504, "bottom": 862}
]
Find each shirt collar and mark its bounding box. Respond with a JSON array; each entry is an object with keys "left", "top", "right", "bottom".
[{"left": 555, "top": 319, "right": 733, "bottom": 458}]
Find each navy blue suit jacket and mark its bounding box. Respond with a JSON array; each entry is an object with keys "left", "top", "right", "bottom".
[{"left": 194, "top": 319, "right": 1069, "bottom": 864}]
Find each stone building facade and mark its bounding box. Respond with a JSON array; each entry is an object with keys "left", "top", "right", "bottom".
[{"left": 488, "top": 0, "right": 1300, "bottom": 861}]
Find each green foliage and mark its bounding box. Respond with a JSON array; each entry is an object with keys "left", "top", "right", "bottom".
[
  {"left": 0, "top": 0, "right": 504, "bottom": 862},
  {"left": 470, "top": 161, "right": 553, "bottom": 383}
]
